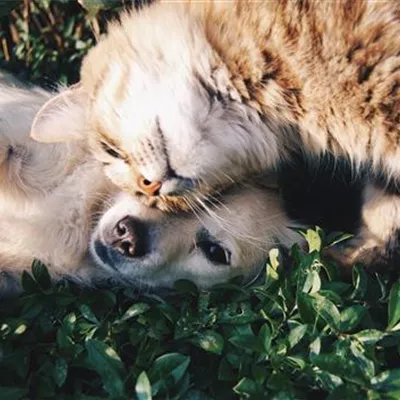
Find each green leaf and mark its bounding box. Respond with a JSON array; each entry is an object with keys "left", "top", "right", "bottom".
[
  {"left": 31, "top": 260, "right": 52, "bottom": 291},
  {"left": 136, "top": 371, "right": 152, "bottom": 400},
  {"left": 287, "top": 324, "right": 308, "bottom": 349},
  {"left": 383, "top": 390, "right": 400, "bottom": 399},
  {"left": 312, "top": 293, "right": 341, "bottom": 330},
  {"left": 259, "top": 323, "right": 272, "bottom": 353},
  {"left": 388, "top": 281, "right": 400, "bottom": 330},
  {"left": 298, "top": 292, "right": 340, "bottom": 331},
  {"left": 352, "top": 329, "right": 385, "bottom": 344},
  {"left": 326, "top": 383, "right": 362, "bottom": 399},
  {"left": 349, "top": 340, "right": 375, "bottom": 379},
  {"left": 269, "top": 248, "right": 280, "bottom": 270},
  {"left": 265, "top": 248, "right": 281, "bottom": 284},
  {"left": 21, "top": 271, "right": 40, "bottom": 294},
  {"left": 12, "top": 321, "right": 27, "bottom": 336},
  {"left": 284, "top": 356, "right": 306, "bottom": 370},
  {"left": 85, "top": 339, "right": 125, "bottom": 397},
  {"left": 340, "top": 305, "right": 367, "bottom": 332},
  {"left": 56, "top": 327, "right": 75, "bottom": 351},
  {"left": 300, "top": 227, "right": 322, "bottom": 252},
  {"left": 302, "top": 270, "right": 321, "bottom": 294},
  {"left": 78, "top": 0, "right": 119, "bottom": 16},
  {"left": 0, "top": 387, "right": 27, "bottom": 400},
  {"left": 325, "top": 232, "right": 354, "bottom": 247},
  {"left": 190, "top": 330, "right": 224, "bottom": 355},
  {"left": 60, "top": 312, "right": 76, "bottom": 337},
  {"left": 217, "top": 358, "right": 235, "bottom": 381},
  {"left": 233, "top": 377, "right": 263, "bottom": 397},
  {"left": 350, "top": 265, "right": 368, "bottom": 300},
  {"left": 218, "top": 302, "right": 259, "bottom": 324},
  {"left": 118, "top": 302, "right": 151, "bottom": 323},
  {"left": 229, "top": 333, "right": 265, "bottom": 353},
  {"left": 371, "top": 369, "right": 400, "bottom": 391},
  {"left": 79, "top": 304, "right": 100, "bottom": 325},
  {"left": 53, "top": 358, "right": 68, "bottom": 388},
  {"left": 149, "top": 353, "right": 190, "bottom": 396},
  {"left": 313, "top": 370, "right": 343, "bottom": 392},
  {"left": 311, "top": 354, "right": 367, "bottom": 385},
  {"left": 297, "top": 292, "right": 316, "bottom": 324}
]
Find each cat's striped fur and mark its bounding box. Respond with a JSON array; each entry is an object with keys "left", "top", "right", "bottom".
[{"left": 30, "top": 0, "right": 400, "bottom": 267}]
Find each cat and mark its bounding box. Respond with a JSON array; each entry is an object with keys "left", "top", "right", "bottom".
[
  {"left": 30, "top": 0, "right": 399, "bottom": 206},
  {"left": 30, "top": 0, "right": 400, "bottom": 267}
]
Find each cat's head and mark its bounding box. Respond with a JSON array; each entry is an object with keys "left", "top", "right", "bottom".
[{"left": 30, "top": 4, "right": 280, "bottom": 211}]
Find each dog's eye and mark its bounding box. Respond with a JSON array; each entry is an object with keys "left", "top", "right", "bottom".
[
  {"left": 198, "top": 241, "right": 231, "bottom": 265},
  {"left": 101, "top": 141, "right": 122, "bottom": 159}
]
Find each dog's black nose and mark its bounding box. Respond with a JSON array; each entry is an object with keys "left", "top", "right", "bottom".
[{"left": 107, "top": 216, "right": 149, "bottom": 258}]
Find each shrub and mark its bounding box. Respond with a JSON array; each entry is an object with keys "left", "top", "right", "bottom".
[{"left": 0, "top": 229, "right": 399, "bottom": 399}]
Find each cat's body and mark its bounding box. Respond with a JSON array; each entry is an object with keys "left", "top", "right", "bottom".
[
  {"left": 32, "top": 0, "right": 400, "bottom": 204},
  {"left": 30, "top": 0, "right": 400, "bottom": 267}
]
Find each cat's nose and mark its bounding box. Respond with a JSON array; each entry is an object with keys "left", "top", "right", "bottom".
[
  {"left": 137, "top": 173, "right": 195, "bottom": 197},
  {"left": 137, "top": 176, "right": 162, "bottom": 196}
]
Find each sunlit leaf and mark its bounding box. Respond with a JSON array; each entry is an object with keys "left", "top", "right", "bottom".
[
  {"left": 190, "top": 330, "right": 224, "bottom": 355},
  {"left": 136, "top": 371, "right": 152, "bottom": 400},
  {"left": 388, "top": 281, "right": 400, "bottom": 330}
]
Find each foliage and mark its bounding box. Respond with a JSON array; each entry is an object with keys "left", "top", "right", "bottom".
[
  {"left": 0, "top": 228, "right": 399, "bottom": 399},
  {"left": 0, "top": 0, "right": 150, "bottom": 86}
]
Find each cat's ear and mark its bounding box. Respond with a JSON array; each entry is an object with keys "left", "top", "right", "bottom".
[{"left": 30, "top": 83, "right": 88, "bottom": 143}]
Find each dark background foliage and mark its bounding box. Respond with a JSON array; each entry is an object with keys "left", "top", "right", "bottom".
[{"left": 0, "top": 0, "right": 151, "bottom": 87}]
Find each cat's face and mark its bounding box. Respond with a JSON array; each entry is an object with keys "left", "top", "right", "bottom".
[
  {"left": 83, "top": 57, "right": 280, "bottom": 211},
  {"left": 30, "top": 5, "right": 279, "bottom": 211},
  {"left": 90, "top": 185, "right": 297, "bottom": 290}
]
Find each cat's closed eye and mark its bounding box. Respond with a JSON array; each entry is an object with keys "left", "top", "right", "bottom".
[{"left": 100, "top": 141, "right": 123, "bottom": 160}]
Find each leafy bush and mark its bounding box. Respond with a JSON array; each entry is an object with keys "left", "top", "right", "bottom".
[
  {"left": 0, "top": 0, "right": 149, "bottom": 86},
  {"left": 0, "top": 228, "right": 399, "bottom": 399}
]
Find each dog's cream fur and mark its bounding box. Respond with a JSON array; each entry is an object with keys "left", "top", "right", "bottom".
[
  {"left": 0, "top": 71, "right": 115, "bottom": 295},
  {"left": 0, "top": 71, "right": 303, "bottom": 295}
]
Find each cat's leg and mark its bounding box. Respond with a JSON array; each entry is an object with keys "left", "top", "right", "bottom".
[{"left": 324, "top": 184, "right": 400, "bottom": 273}]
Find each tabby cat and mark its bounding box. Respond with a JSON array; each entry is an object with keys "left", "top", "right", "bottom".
[{"left": 30, "top": 0, "right": 400, "bottom": 266}]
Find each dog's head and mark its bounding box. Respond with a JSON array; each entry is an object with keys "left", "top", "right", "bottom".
[
  {"left": 89, "top": 184, "right": 299, "bottom": 290},
  {"left": 30, "top": 4, "right": 280, "bottom": 212}
]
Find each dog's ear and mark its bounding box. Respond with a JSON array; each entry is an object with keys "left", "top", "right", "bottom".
[{"left": 30, "top": 83, "right": 88, "bottom": 143}]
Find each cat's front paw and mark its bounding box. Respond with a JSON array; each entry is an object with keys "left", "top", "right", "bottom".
[{"left": 323, "top": 233, "right": 388, "bottom": 273}]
